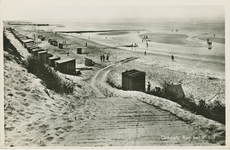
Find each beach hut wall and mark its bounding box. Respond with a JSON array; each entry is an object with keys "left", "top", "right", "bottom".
[
  {"left": 38, "top": 51, "right": 48, "bottom": 61},
  {"left": 44, "top": 53, "right": 53, "bottom": 64},
  {"left": 55, "top": 58, "right": 76, "bottom": 74},
  {"left": 48, "top": 56, "right": 61, "bottom": 67},
  {"left": 53, "top": 42, "right": 58, "bottom": 46},
  {"left": 58, "top": 43, "right": 63, "bottom": 49},
  {"left": 77, "top": 48, "right": 82, "bottom": 54},
  {"left": 84, "top": 57, "right": 93, "bottom": 66},
  {"left": 22, "top": 39, "right": 34, "bottom": 48},
  {"left": 32, "top": 49, "right": 44, "bottom": 56},
  {"left": 25, "top": 42, "right": 37, "bottom": 48},
  {"left": 27, "top": 46, "right": 39, "bottom": 53},
  {"left": 122, "top": 69, "right": 145, "bottom": 92},
  {"left": 41, "top": 37, "right": 45, "bottom": 41}
]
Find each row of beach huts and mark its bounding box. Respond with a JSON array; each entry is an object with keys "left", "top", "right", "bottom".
[
  {"left": 8, "top": 28, "right": 93, "bottom": 75},
  {"left": 6, "top": 28, "right": 185, "bottom": 97}
]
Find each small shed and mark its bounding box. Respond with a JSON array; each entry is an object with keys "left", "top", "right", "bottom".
[
  {"left": 55, "top": 58, "right": 76, "bottom": 74},
  {"left": 44, "top": 53, "right": 53, "bottom": 64},
  {"left": 27, "top": 46, "right": 39, "bottom": 53},
  {"left": 58, "top": 43, "right": 63, "bottom": 49},
  {"left": 22, "top": 39, "right": 34, "bottom": 48},
  {"left": 76, "top": 47, "right": 87, "bottom": 54},
  {"left": 122, "top": 69, "right": 146, "bottom": 92},
  {"left": 41, "top": 37, "right": 45, "bottom": 41},
  {"left": 84, "top": 57, "right": 93, "bottom": 66},
  {"left": 38, "top": 51, "right": 48, "bottom": 61},
  {"left": 167, "top": 83, "right": 185, "bottom": 99},
  {"left": 25, "top": 43, "right": 37, "bottom": 49},
  {"left": 51, "top": 40, "right": 58, "bottom": 46},
  {"left": 48, "top": 56, "right": 61, "bottom": 67},
  {"left": 32, "top": 48, "right": 44, "bottom": 56}
]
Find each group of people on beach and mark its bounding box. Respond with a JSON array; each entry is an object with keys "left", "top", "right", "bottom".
[{"left": 100, "top": 54, "right": 109, "bottom": 62}]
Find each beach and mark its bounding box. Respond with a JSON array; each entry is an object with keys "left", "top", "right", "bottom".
[{"left": 3, "top": 19, "right": 225, "bottom": 147}]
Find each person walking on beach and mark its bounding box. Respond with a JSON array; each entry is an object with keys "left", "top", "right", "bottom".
[
  {"left": 85, "top": 42, "right": 87, "bottom": 47},
  {"left": 146, "top": 42, "right": 148, "bottom": 48},
  {"left": 147, "top": 82, "right": 151, "bottom": 92},
  {"left": 67, "top": 52, "right": 69, "bottom": 56},
  {"left": 171, "top": 55, "right": 174, "bottom": 61},
  {"left": 100, "top": 55, "right": 103, "bottom": 62},
  {"left": 144, "top": 51, "right": 146, "bottom": 55},
  {"left": 106, "top": 55, "right": 109, "bottom": 61},
  {"left": 102, "top": 54, "right": 105, "bottom": 62}
]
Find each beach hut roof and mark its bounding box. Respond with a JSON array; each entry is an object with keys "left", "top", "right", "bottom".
[
  {"left": 21, "top": 39, "right": 34, "bottom": 43},
  {"left": 55, "top": 58, "right": 75, "bottom": 64},
  {"left": 123, "top": 69, "right": 145, "bottom": 77},
  {"left": 38, "top": 51, "right": 47, "bottom": 54},
  {"left": 49, "top": 56, "right": 61, "bottom": 60},
  {"left": 32, "top": 48, "right": 43, "bottom": 52},
  {"left": 77, "top": 47, "right": 87, "bottom": 48}
]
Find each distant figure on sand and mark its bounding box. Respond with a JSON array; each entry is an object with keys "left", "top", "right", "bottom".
[
  {"left": 102, "top": 54, "right": 105, "bottom": 62},
  {"left": 171, "top": 55, "right": 174, "bottom": 61},
  {"left": 214, "top": 34, "right": 215, "bottom": 37},
  {"left": 100, "top": 55, "right": 103, "bottom": 62},
  {"left": 106, "top": 55, "right": 109, "bottom": 61},
  {"left": 144, "top": 51, "right": 146, "bottom": 55},
  {"left": 86, "top": 42, "right": 87, "bottom": 47},
  {"left": 146, "top": 42, "right": 148, "bottom": 48},
  {"left": 67, "top": 52, "right": 69, "bottom": 56},
  {"left": 147, "top": 82, "right": 151, "bottom": 92}
]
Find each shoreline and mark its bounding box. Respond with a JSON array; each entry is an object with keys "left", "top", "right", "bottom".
[{"left": 57, "top": 29, "right": 141, "bottom": 34}]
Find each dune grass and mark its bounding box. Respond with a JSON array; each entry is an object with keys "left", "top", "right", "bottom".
[
  {"left": 25, "top": 55, "right": 74, "bottom": 94},
  {"left": 106, "top": 64, "right": 225, "bottom": 124}
]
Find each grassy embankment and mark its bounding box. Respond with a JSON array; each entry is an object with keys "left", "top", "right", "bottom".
[{"left": 106, "top": 60, "right": 225, "bottom": 124}]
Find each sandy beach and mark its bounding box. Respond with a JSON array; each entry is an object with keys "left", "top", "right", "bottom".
[{"left": 3, "top": 23, "right": 225, "bottom": 147}]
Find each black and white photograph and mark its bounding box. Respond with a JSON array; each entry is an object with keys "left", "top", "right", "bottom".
[{"left": 1, "top": 0, "right": 229, "bottom": 148}]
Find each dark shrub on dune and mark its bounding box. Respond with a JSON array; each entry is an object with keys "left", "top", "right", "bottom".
[
  {"left": 152, "top": 80, "right": 226, "bottom": 124},
  {"left": 25, "top": 55, "right": 74, "bottom": 94}
]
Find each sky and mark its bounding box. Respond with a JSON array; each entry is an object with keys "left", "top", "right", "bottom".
[{"left": 1, "top": 0, "right": 226, "bottom": 21}]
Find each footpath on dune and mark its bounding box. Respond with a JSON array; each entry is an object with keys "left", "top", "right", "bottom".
[{"left": 3, "top": 30, "right": 225, "bottom": 147}]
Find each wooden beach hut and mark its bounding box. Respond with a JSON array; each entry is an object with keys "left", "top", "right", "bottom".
[
  {"left": 84, "top": 57, "right": 93, "bottom": 66},
  {"left": 122, "top": 69, "right": 146, "bottom": 92},
  {"left": 31, "top": 48, "right": 44, "bottom": 57},
  {"left": 48, "top": 56, "right": 61, "bottom": 67},
  {"left": 55, "top": 58, "right": 76, "bottom": 74},
  {"left": 38, "top": 51, "right": 48, "bottom": 62},
  {"left": 51, "top": 40, "right": 58, "bottom": 46},
  {"left": 25, "top": 43, "right": 37, "bottom": 49},
  {"left": 27, "top": 46, "right": 39, "bottom": 53},
  {"left": 22, "top": 39, "right": 34, "bottom": 48},
  {"left": 44, "top": 53, "right": 53, "bottom": 64},
  {"left": 58, "top": 43, "right": 63, "bottom": 49},
  {"left": 76, "top": 47, "right": 87, "bottom": 54}
]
